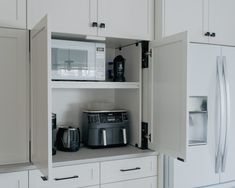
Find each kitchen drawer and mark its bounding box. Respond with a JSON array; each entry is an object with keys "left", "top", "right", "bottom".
[
  {"left": 101, "top": 156, "right": 157, "bottom": 183},
  {"left": 29, "top": 163, "right": 99, "bottom": 188},
  {"left": 101, "top": 176, "right": 157, "bottom": 188},
  {"left": 0, "top": 171, "right": 28, "bottom": 188}
]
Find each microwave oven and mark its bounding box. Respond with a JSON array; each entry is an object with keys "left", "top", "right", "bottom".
[{"left": 51, "top": 39, "right": 106, "bottom": 81}]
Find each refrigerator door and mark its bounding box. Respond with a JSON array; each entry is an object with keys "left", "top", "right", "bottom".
[
  {"left": 173, "top": 43, "right": 221, "bottom": 188},
  {"left": 220, "top": 46, "right": 235, "bottom": 183}
]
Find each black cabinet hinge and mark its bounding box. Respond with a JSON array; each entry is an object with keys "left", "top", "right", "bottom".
[
  {"left": 141, "top": 122, "right": 150, "bottom": 149},
  {"left": 141, "top": 41, "right": 151, "bottom": 68}
]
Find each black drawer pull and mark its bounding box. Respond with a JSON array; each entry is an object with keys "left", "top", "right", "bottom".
[
  {"left": 120, "top": 167, "right": 141, "bottom": 172},
  {"left": 210, "top": 32, "right": 216, "bottom": 37},
  {"left": 100, "top": 23, "right": 106, "bottom": 28},
  {"left": 204, "top": 32, "right": 211, "bottom": 36},
  {"left": 54, "top": 175, "right": 79, "bottom": 181},
  {"left": 92, "top": 22, "right": 98, "bottom": 27}
]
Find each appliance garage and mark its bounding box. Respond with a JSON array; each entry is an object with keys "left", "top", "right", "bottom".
[{"left": 48, "top": 32, "right": 146, "bottom": 174}]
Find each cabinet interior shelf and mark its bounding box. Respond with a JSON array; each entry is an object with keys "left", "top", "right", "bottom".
[
  {"left": 189, "top": 140, "right": 207, "bottom": 146},
  {"left": 51, "top": 81, "right": 140, "bottom": 89},
  {"left": 189, "top": 111, "right": 207, "bottom": 113}
]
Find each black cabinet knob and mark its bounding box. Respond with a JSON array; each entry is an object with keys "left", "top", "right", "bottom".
[
  {"left": 210, "top": 32, "right": 216, "bottom": 37},
  {"left": 92, "top": 22, "right": 98, "bottom": 27},
  {"left": 204, "top": 32, "right": 211, "bottom": 36},
  {"left": 100, "top": 23, "right": 106, "bottom": 28}
]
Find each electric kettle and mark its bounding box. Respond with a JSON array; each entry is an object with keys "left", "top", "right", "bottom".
[{"left": 56, "top": 126, "right": 80, "bottom": 152}]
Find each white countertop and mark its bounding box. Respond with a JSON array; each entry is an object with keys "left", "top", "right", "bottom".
[
  {"left": 0, "top": 146, "right": 157, "bottom": 173},
  {"left": 53, "top": 145, "right": 157, "bottom": 167}
]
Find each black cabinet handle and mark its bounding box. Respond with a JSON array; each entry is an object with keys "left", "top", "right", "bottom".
[
  {"left": 54, "top": 175, "right": 79, "bottom": 181},
  {"left": 120, "top": 167, "right": 141, "bottom": 172},
  {"left": 204, "top": 32, "right": 211, "bottom": 36},
  {"left": 210, "top": 32, "right": 216, "bottom": 37},
  {"left": 100, "top": 23, "right": 106, "bottom": 28},
  {"left": 92, "top": 22, "right": 98, "bottom": 27}
]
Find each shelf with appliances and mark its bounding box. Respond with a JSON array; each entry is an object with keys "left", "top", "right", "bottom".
[
  {"left": 52, "top": 145, "right": 156, "bottom": 166},
  {"left": 29, "top": 15, "right": 191, "bottom": 184}
]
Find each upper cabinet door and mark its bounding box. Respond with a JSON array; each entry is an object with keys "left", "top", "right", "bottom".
[
  {"left": 0, "top": 0, "right": 26, "bottom": 29},
  {"left": 148, "top": 32, "right": 188, "bottom": 161},
  {"left": 161, "top": 0, "right": 208, "bottom": 43},
  {"left": 31, "top": 16, "right": 52, "bottom": 180},
  {"left": 97, "top": 0, "right": 154, "bottom": 40},
  {"left": 28, "top": 0, "right": 98, "bottom": 36},
  {"left": 208, "top": 0, "right": 235, "bottom": 46}
]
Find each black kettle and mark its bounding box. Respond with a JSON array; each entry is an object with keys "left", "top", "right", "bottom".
[{"left": 56, "top": 127, "right": 80, "bottom": 152}]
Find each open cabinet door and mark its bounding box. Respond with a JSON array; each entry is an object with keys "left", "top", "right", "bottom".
[
  {"left": 148, "top": 32, "right": 188, "bottom": 161},
  {"left": 31, "top": 15, "right": 52, "bottom": 180}
]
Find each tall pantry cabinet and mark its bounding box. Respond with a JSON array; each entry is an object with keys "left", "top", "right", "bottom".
[{"left": 0, "top": 28, "right": 29, "bottom": 165}]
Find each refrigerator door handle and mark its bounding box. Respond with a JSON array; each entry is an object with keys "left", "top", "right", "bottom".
[
  {"left": 221, "top": 56, "right": 230, "bottom": 173},
  {"left": 215, "top": 57, "right": 225, "bottom": 173}
]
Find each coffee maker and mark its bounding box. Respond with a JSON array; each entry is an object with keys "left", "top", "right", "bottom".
[{"left": 113, "top": 55, "right": 125, "bottom": 82}]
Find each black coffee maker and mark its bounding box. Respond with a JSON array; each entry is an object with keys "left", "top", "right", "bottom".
[{"left": 113, "top": 55, "right": 125, "bottom": 82}]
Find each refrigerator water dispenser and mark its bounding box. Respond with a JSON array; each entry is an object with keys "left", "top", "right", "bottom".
[{"left": 188, "top": 96, "right": 208, "bottom": 146}]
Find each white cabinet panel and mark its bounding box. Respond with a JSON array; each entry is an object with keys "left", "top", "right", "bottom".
[
  {"left": 162, "top": 0, "right": 208, "bottom": 43},
  {"left": 0, "top": 0, "right": 26, "bottom": 28},
  {"left": 0, "top": 28, "right": 29, "bottom": 165},
  {"left": 0, "top": 171, "right": 28, "bottom": 188},
  {"left": 31, "top": 16, "right": 52, "bottom": 180},
  {"left": 149, "top": 33, "right": 188, "bottom": 161},
  {"left": 97, "top": 0, "right": 154, "bottom": 40},
  {"left": 101, "top": 156, "right": 157, "bottom": 184},
  {"left": 209, "top": 0, "right": 235, "bottom": 46},
  {"left": 101, "top": 177, "right": 157, "bottom": 188},
  {"left": 28, "top": 0, "right": 97, "bottom": 36}
]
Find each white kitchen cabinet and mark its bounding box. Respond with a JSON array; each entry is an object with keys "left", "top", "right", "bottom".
[
  {"left": 156, "top": 0, "right": 235, "bottom": 46},
  {"left": 0, "top": 0, "right": 26, "bottom": 29},
  {"left": 101, "top": 156, "right": 157, "bottom": 184},
  {"left": 28, "top": 16, "right": 190, "bottom": 182},
  {"left": 155, "top": 0, "right": 208, "bottom": 43},
  {"left": 27, "top": 0, "right": 97, "bottom": 36},
  {"left": 208, "top": 0, "right": 235, "bottom": 46},
  {"left": 0, "top": 171, "right": 28, "bottom": 188},
  {"left": 27, "top": 0, "right": 153, "bottom": 40},
  {"left": 0, "top": 28, "right": 29, "bottom": 165},
  {"left": 29, "top": 163, "right": 99, "bottom": 188},
  {"left": 101, "top": 177, "right": 157, "bottom": 188},
  {"left": 97, "top": 0, "right": 154, "bottom": 40}
]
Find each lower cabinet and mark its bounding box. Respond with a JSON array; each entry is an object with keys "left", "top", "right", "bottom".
[
  {"left": 28, "top": 155, "right": 157, "bottom": 188},
  {"left": 101, "top": 156, "right": 157, "bottom": 183},
  {"left": 0, "top": 171, "right": 28, "bottom": 188},
  {"left": 101, "top": 177, "right": 157, "bottom": 188},
  {"left": 29, "top": 163, "right": 99, "bottom": 188}
]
